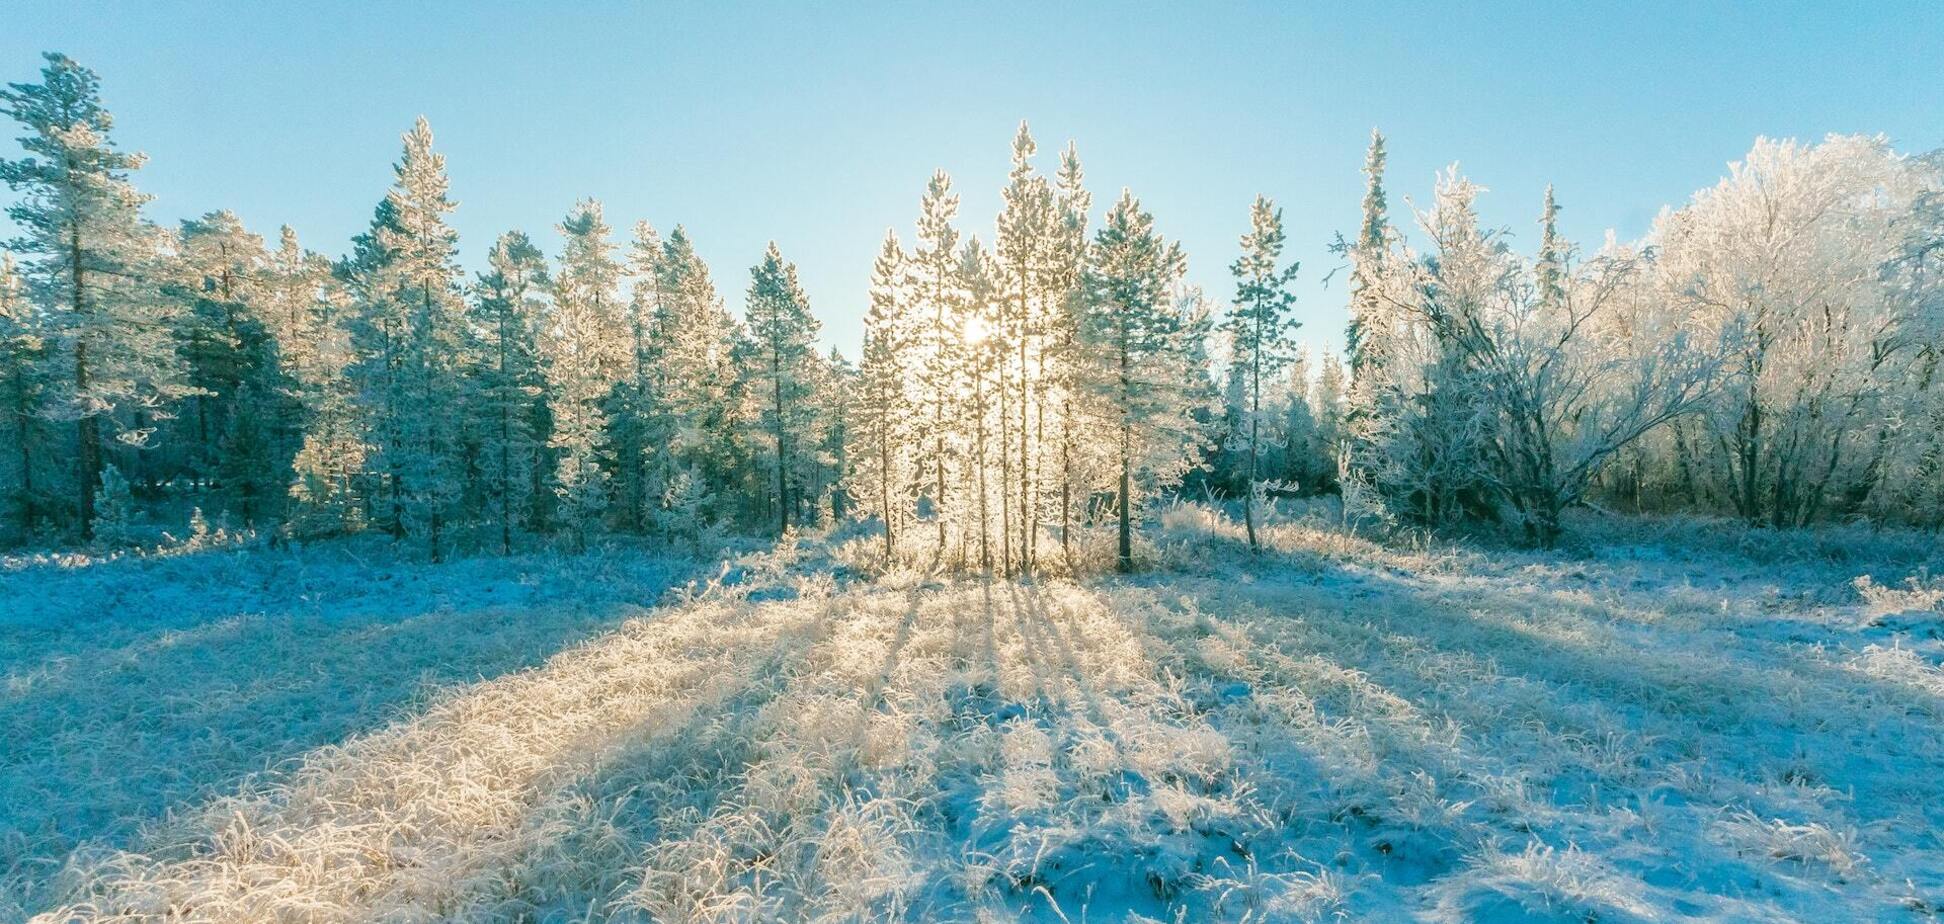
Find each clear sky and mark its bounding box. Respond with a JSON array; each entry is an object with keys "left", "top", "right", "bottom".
[{"left": 5, "top": 1, "right": 1938, "bottom": 355}]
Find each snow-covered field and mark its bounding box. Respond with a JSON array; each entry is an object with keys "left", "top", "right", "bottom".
[{"left": 6, "top": 511, "right": 1944, "bottom": 922}]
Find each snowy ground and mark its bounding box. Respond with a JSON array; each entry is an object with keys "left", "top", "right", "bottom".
[{"left": 5, "top": 511, "right": 1944, "bottom": 922}]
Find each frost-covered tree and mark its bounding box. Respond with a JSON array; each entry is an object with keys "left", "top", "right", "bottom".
[
  {"left": 959, "top": 236, "right": 1001, "bottom": 569},
  {"left": 851, "top": 230, "right": 915, "bottom": 559},
  {"left": 349, "top": 118, "right": 470, "bottom": 558},
  {"left": 1344, "top": 130, "right": 1392, "bottom": 382},
  {"left": 1223, "top": 196, "right": 1301, "bottom": 551},
  {"left": 606, "top": 221, "right": 666, "bottom": 533},
  {"left": 274, "top": 227, "right": 365, "bottom": 539},
  {"left": 470, "top": 230, "right": 550, "bottom": 552},
  {"left": 1049, "top": 141, "right": 1094, "bottom": 564},
  {"left": 908, "top": 170, "right": 967, "bottom": 557},
  {"left": 543, "top": 200, "right": 627, "bottom": 545},
  {"left": 743, "top": 242, "right": 821, "bottom": 534},
  {"left": 1, "top": 53, "right": 190, "bottom": 538},
  {"left": 171, "top": 210, "right": 295, "bottom": 525},
  {"left": 651, "top": 225, "right": 746, "bottom": 532},
  {"left": 1649, "top": 136, "right": 1928, "bottom": 527},
  {"left": 995, "top": 123, "right": 1058, "bottom": 573},
  {"left": 1078, "top": 190, "right": 1194, "bottom": 572}
]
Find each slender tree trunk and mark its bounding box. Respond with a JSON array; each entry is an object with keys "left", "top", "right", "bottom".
[
  {"left": 1244, "top": 323, "right": 1262, "bottom": 552},
  {"left": 1019, "top": 294, "right": 1033, "bottom": 576},
  {"left": 70, "top": 225, "right": 99, "bottom": 539},
  {"left": 974, "top": 357, "right": 990, "bottom": 571},
  {"left": 774, "top": 345, "right": 789, "bottom": 535},
  {"left": 878, "top": 402, "right": 894, "bottom": 560},
  {"left": 1117, "top": 329, "right": 1133, "bottom": 573}
]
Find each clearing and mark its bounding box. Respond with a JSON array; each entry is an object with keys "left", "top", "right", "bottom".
[{"left": 5, "top": 511, "right": 1944, "bottom": 922}]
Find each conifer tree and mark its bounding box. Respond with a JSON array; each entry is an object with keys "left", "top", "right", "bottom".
[
  {"left": 1, "top": 53, "right": 191, "bottom": 538},
  {"left": 908, "top": 170, "right": 966, "bottom": 557},
  {"left": 471, "top": 230, "right": 550, "bottom": 552},
  {"left": 607, "top": 221, "right": 665, "bottom": 533},
  {"left": 1050, "top": 141, "right": 1093, "bottom": 565},
  {"left": 544, "top": 199, "right": 627, "bottom": 546},
  {"left": 651, "top": 225, "right": 743, "bottom": 531},
  {"left": 852, "top": 231, "right": 913, "bottom": 559},
  {"left": 744, "top": 242, "right": 821, "bottom": 534},
  {"left": 172, "top": 210, "right": 294, "bottom": 524},
  {"left": 1223, "top": 196, "right": 1301, "bottom": 552},
  {"left": 959, "top": 237, "right": 1000, "bottom": 569},
  {"left": 995, "top": 123, "right": 1055, "bottom": 573},
  {"left": 351, "top": 118, "right": 470, "bottom": 559},
  {"left": 1077, "top": 189, "right": 1193, "bottom": 572},
  {"left": 275, "top": 227, "right": 365, "bottom": 538},
  {"left": 1344, "top": 130, "right": 1390, "bottom": 381}
]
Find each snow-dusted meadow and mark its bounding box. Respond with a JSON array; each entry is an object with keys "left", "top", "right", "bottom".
[{"left": 5, "top": 509, "right": 1942, "bottom": 922}]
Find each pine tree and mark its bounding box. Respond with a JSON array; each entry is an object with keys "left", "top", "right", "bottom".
[
  {"left": 1077, "top": 189, "right": 1193, "bottom": 572},
  {"left": 172, "top": 210, "right": 292, "bottom": 525},
  {"left": 959, "top": 237, "right": 1000, "bottom": 570},
  {"left": 1050, "top": 141, "right": 1093, "bottom": 566},
  {"left": 275, "top": 227, "right": 365, "bottom": 538},
  {"left": 1, "top": 53, "right": 191, "bottom": 538},
  {"left": 852, "top": 230, "right": 913, "bottom": 559},
  {"left": 651, "top": 225, "right": 744, "bottom": 531},
  {"left": 607, "top": 221, "right": 665, "bottom": 533},
  {"left": 471, "top": 230, "right": 550, "bottom": 552},
  {"left": 743, "top": 242, "right": 821, "bottom": 534},
  {"left": 995, "top": 123, "right": 1056, "bottom": 573},
  {"left": 1223, "top": 196, "right": 1301, "bottom": 552},
  {"left": 544, "top": 199, "right": 627, "bottom": 547},
  {"left": 350, "top": 117, "right": 470, "bottom": 559},
  {"left": 908, "top": 170, "right": 966, "bottom": 557},
  {"left": 817, "top": 346, "right": 855, "bottom": 523},
  {"left": 1311, "top": 351, "right": 1347, "bottom": 492}
]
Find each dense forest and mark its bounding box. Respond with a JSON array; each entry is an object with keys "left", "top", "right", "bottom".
[{"left": 4, "top": 52, "right": 1941, "bottom": 566}]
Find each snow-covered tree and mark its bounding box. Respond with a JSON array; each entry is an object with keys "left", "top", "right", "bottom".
[
  {"left": 349, "top": 117, "right": 471, "bottom": 558},
  {"left": 851, "top": 230, "right": 915, "bottom": 559},
  {"left": 470, "top": 229, "right": 550, "bottom": 552},
  {"left": 1078, "top": 189, "right": 1194, "bottom": 572},
  {"left": 275, "top": 227, "right": 365, "bottom": 539},
  {"left": 171, "top": 210, "right": 293, "bottom": 525},
  {"left": 1, "top": 53, "right": 191, "bottom": 538},
  {"left": 650, "top": 225, "right": 745, "bottom": 532},
  {"left": 908, "top": 170, "right": 967, "bottom": 557},
  {"left": 606, "top": 220, "right": 666, "bottom": 533},
  {"left": 542, "top": 199, "right": 627, "bottom": 546},
  {"left": 1648, "top": 136, "right": 1928, "bottom": 526},
  {"left": 742, "top": 241, "right": 821, "bottom": 534},
  {"left": 1223, "top": 196, "right": 1302, "bottom": 551}
]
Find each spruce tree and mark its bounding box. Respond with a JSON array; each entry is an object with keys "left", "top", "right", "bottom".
[
  {"left": 1344, "top": 130, "right": 1390, "bottom": 380},
  {"left": 276, "top": 227, "right": 365, "bottom": 538}
]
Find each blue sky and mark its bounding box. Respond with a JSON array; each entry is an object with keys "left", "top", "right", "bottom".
[{"left": 5, "top": 1, "right": 1938, "bottom": 354}]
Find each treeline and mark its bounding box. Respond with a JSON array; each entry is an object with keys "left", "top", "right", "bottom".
[{"left": 2, "top": 53, "right": 1940, "bottom": 564}]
